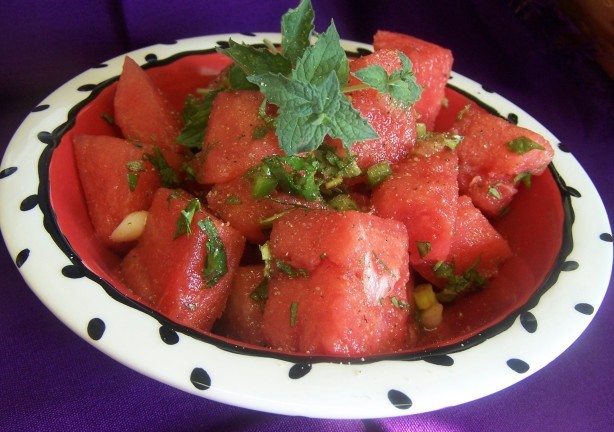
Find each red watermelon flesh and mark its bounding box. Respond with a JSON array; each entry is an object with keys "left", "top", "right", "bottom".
[
  {"left": 371, "top": 141, "right": 459, "bottom": 265},
  {"left": 343, "top": 49, "right": 417, "bottom": 170},
  {"left": 120, "top": 188, "right": 245, "bottom": 331},
  {"left": 114, "top": 56, "right": 183, "bottom": 153},
  {"left": 73, "top": 134, "right": 174, "bottom": 250},
  {"left": 206, "top": 175, "right": 326, "bottom": 244},
  {"left": 262, "top": 209, "right": 411, "bottom": 355},
  {"left": 414, "top": 195, "right": 512, "bottom": 290},
  {"left": 191, "top": 90, "right": 282, "bottom": 185},
  {"left": 373, "top": 30, "right": 453, "bottom": 131},
  {"left": 450, "top": 104, "right": 555, "bottom": 217},
  {"left": 214, "top": 265, "right": 266, "bottom": 347}
]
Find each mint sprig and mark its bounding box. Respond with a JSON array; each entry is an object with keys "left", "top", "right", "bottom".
[{"left": 281, "top": 0, "right": 315, "bottom": 63}]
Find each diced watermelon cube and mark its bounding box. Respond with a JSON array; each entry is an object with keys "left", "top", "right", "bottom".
[
  {"left": 114, "top": 56, "right": 183, "bottom": 153},
  {"left": 343, "top": 49, "right": 417, "bottom": 170},
  {"left": 373, "top": 30, "right": 453, "bottom": 130},
  {"left": 213, "top": 265, "right": 266, "bottom": 346},
  {"left": 371, "top": 140, "right": 459, "bottom": 265},
  {"left": 262, "top": 209, "right": 411, "bottom": 355},
  {"left": 450, "top": 105, "right": 555, "bottom": 217},
  {"left": 414, "top": 195, "right": 512, "bottom": 295},
  {"left": 73, "top": 134, "right": 171, "bottom": 250},
  {"left": 191, "top": 90, "right": 282, "bottom": 184},
  {"left": 120, "top": 188, "right": 245, "bottom": 331}
]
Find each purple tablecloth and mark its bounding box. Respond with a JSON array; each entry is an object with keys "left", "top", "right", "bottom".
[{"left": 1, "top": 0, "right": 612, "bottom": 430}]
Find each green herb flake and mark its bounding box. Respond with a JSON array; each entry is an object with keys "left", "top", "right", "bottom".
[
  {"left": 506, "top": 136, "right": 545, "bottom": 155},
  {"left": 143, "top": 146, "right": 180, "bottom": 188},
  {"left": 514, "top": 172, "right": 532, "bottom": 188},
  {"left": 125, "top": 160, "right": 145, "bottom": 191},
  {"left": 416, "top": 241, "right": 432, "bottom": 258},
  {"left": 290, "top": 301, "right": 299, "bottom": 327},
  {"left": 487, "top": 185, "right": 502, "bottom": 199},
  {"left": 250, "top": 278, "right": 269, "bottom": 312},
  {"left": 225, "top": 195, "right": 242, "bottom": 205},
  {"left": 177, "top": 90, "right": 220, "bottom": 151},
  {"left": 433, "top": 260, "right": 486, "bottom": 303},
  {"left": 275, "top": 258, "right": 309, "bottom": 278},
  {"left": 100, "top": 113, "right": 115, "bottom": 125},
  {"left": 198, "top": 217, "right": 228, "bottom": 288},
  {"left": 174, "top": 198, "right": 201, "bottom": 239}
]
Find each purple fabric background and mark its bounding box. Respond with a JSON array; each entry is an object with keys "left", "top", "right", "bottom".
[{"left": 1, "top": 0, "right": 612, "bottom": 430}]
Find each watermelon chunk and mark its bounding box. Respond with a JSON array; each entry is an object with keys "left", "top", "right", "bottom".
[
  {"left": 343, "top": 49, "right": 417, "bottom": 170},
  {"left": 371, "top": 139, "right": 459, "bottom": 265},
  {"left": 213, "top": 265, "right": 266, "bottom": 346},
  {"left": 450, "top": 105, "right": 555, "bottom": 217},
  {"left": 191, "top": 90, "right": 282, "bottom": 184},
  {"left": 73, "top": 134, "right": 178, "bottom": 250},
  {"left": 262, "top": 209, "right": 411, "bottom": 356},
  {"left": 414, "top": 195, "right": 512, "bottom": 299},
  {"left": 120, "top": 188, "right": 245, "bottom": 331},
  {"left": 373, "top": 30, "right": 453, "bottom": 130},
  {"left": 114, "top": 56, "right": 183, "bottom": 153}
]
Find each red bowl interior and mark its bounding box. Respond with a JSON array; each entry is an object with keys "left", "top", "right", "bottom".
[{"left": 49, "top": 52, "right": 564, "bottom": 356}]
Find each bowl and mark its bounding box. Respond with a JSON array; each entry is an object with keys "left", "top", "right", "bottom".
[{"left": 0, "top": 33, "right": 611, "bottom": 418}]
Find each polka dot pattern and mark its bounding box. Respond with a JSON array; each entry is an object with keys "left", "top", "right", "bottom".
[
  {"left": 0, "top": 167, "right": 17, "bottom": 179},
  {"left": 507, "top": 358, "right": 530, "bottom": 374},
  {"left": 574, "top": 303, "right": 594, "bottom": 315},
  {"left": 520, "top": 312, "right": 537, "bottom": 333},
  {"left": 19, "top": 195, "right": 39, "bottom": 211},
  {"left": 87, "top": 318, "right": 106, "bottom": 341},
  {"left": 15, "top": 249, "right": 30, "bottom": 268},
  {"left": 190, "top": 368, "right": 212, "bottom": 390},
  {"left": 159, "top": 326, "right": 180, "bottom": 345},
  {"left": 61, "top": 265, "right": 85, "bottom": 279},
  {"left": 289, "top": 363, "right": 312, "bottom": 379},
  {"left": 387, "top": 389, "right": 412, "bottom": 410}
]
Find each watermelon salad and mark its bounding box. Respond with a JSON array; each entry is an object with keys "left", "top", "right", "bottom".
[{"left": 71, "top": 0, "right": 555, "bottom": 357}]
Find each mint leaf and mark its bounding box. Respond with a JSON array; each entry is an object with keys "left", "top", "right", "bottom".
[
  {"left": 174, "top": 198, "right": 201, "bottom": 238},
  {"left": 177, "top": 90, "right": 220, "bottom": 150},
  {"left": 249, "top": 70, "right": 376, "bottom": 154},
  {"left": 294, "top": 21, "right": 349, "bottom": 86},
  {"left": 352, "top": 51, "right": 422, "bottom": 106},
  {"left": 198, "top": 217, "right": 228, "bottom": 288},
  {"left": 281, "top": 0, "right": 315, "bottom": 64},
  {"left": 143, "top": 147, "right": 179, "bottom": 188},
  {"left": 506, "top": 136, "right": 545, "bottom": 155},
  {"left": 219, "top": 39, "right": 291, "bottom": 77}
]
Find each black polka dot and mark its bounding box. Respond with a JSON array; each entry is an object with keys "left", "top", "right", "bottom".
[
  {"left": 32, "top": 104, "right": 49, "bottom": 112},
  {"left": 15, "top": 249, "right": 30, "bottom": 268},
  {"left": 423, "top": 355, "right": 454, "bottom": 366},
  {"left": 387, "top": 389, "right": 412, "bottom": 410},
  {"left": 558, "top": 142, "right": 570, "bottom": 152},
  {"left": 507, "top": 113, "right": 518, "bottom": 125},
  {"left": 289, "top": 362, "right": 312, "bottom": 379},
  {"left": 0, "top": 166, "right": 17, "bottom": 179},
  {"left": 145, "top": 53, "right": 158, "bottom": 62},
  {"left": 190, "top": 367, "right": 211, "bottom": 390},
  {"left": 574, "top": 303, "right": 594, "bottom": 315},
  {"left": 507, "top": 358, "right": 530, "bottom": 374},
  {"left": 159, "top": 326, "right": 179, "bottom": 345},
  {"left": 20, "top": 195, "right": 39, "bottom": 211},
  {"left": 78, "top": 83, "right": 98, "bottom": 92},
  {"left": 562, "top": 261, "right": 579, "bottom": 271},
  {"left": 37, "top": 131, "right": 54, "bottom": 145},
  {"left": 92, "top": 63, "right": 108, "bottom": 69},
  {"left": 217, "top": 40, "right": 230, "bottom": 49},
  {"left": 240, "top": 32, "right": 256, "bottom": 37},
  {"left": 62, "top": 265, "right": 85, "bottom": 278},
  {"left": 600, "top": 233, "right": 613, "bottom": 242},
  {"left": 482, "top": 84, "right": 494, "bottom": 93},
  {"left": 520, "top": 311, "right": 537, "bottom": 333},
  {"left": 87, "top": 318, "right": 106, "bottom": 340}
]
